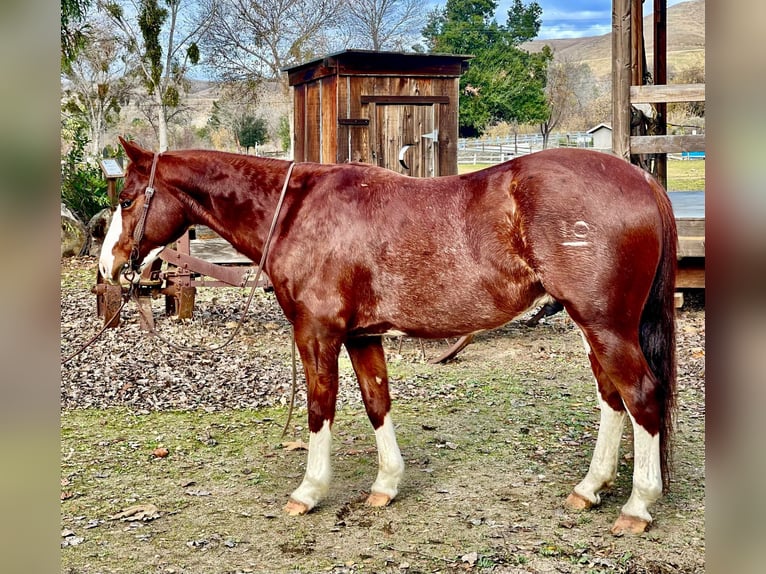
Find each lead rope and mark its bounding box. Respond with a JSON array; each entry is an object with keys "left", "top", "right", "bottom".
[
  {"left": 61, "top": 286, "right": 133, "bottom": 364},
  {"left": 138, "top": 161, "right": 296, "bottom": 353},
  {"left": 135, "top": 161, "right": 300, "bottom": 437},
  {"left": 281, "top": 325, "right": 298, "bottom": 438}
]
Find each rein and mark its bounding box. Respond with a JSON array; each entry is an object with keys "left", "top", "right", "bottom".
[
  {"left": 130, "top": 159, "right": 300, "bottom": 434},
  {"left": 62, "top": 160, "right": 297, "bottom": 362},
  {"left": 62, "top": 159, "right": 300, "bottom": 434},
  {"left": 138, "top": 161, "right": 296, "bottom": 353}
]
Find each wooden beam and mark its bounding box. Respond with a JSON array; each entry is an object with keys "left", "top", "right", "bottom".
[
  {"left": 360, "top": 95, "right": 450, "bottom": 105},
  {"left": 612, "top": 0, "right": 632, "bottom": 161},
  {"left": 653, "top": 0, "right": 668, "bottom": 188},
  {"left": 631, "top": 0, "right": 645, "bottom": 85},
  {"left": 676, "top": 267, "right": 705, "bottom": 289},
  {"left": 630, "top": 134, "right": 706, "bottom": 154},
  {"left": 630, "top": 83, "right": 706, "bottom": 103},
  {"left": 678, "top": 237, "right": 706, "bottom": 258}
]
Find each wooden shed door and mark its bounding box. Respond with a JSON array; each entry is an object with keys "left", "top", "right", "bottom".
[{"left": 369, "top": 103, "right": 438, "bottom": 177}]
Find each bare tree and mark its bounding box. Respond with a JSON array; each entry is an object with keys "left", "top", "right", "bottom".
[
  {"left": 98, "top": 0, "right": 217, "bottom": 151},
  {"left": 339, "top": 0, "right": 427, "bottom": 51},
  {"left": 62, "top": 13, "right": 133, "bottom": 156},
  {"left": 199, "top": 0, "right": 345, "bottom": 84},
  {"left": 539, "top": 56, "right": 592, "bottom": 148}
]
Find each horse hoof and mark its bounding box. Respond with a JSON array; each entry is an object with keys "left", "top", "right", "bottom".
[
  {"left": 564, "top": 492, "right": 593, "bottom": 511},
  {"left": 284, "top": 499, "right": 310, "bottom": 516},
  {"left": 366, "top": 492, "right": 392, "bottom": 507},
  {"left": 611, "top": 513, "right": 650, "bottom": 535}
]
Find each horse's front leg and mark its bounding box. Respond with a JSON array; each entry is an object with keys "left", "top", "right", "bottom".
[
  {"left": 345, "top": 336, "right": 405, "bottom": 507},
  {"left": 284, "top": 326, "right": 342, "bottom": 516}
]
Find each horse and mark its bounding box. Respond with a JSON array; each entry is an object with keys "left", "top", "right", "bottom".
[{"left": 100, "top": 137, "right": 677, "bottom": 535}]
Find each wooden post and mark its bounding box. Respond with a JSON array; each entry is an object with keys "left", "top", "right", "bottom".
[
  {"left": 164, "top": 230, "right": 195, "bottom": 318},
  {"left": 103, "top": 284, "right": 122, "bottom": 328},
  {"left": 654, "top": 0, "right": 668, "bottom": 188},
  {"left": 176, "top": 286, "right": 197, "bottom": 319},
  {"left": 612, "top": 0, "right": 632, "bottom": 161},
  {"left": 630, "top": 0, "right": 645, "bottom": 86}
]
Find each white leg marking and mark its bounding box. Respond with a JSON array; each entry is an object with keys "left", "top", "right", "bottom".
[
  {"left": 574, "top": 392, "right": 626, "bottom": 504},
  {"left": 99, "top": 206, "right": 123, "bottom": 278},
  {"left": 573, "top": 330, "right": 626, "bottom": 504},
  {"left": 621, "top": 412, "right": 662, "bottom": 522},
  {"left": 370, "top": 414, "right": 405, "bottom": 499},
  {"left": 289, "top": 420, "right": 333, "bottom": 510}
]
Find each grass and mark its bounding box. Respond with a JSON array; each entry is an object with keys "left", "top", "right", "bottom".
[
  {"left": 458, "top": 156, "right": 705, "bottom": 192},
  {"left": 666, "top": 158, "right": 705, "bottom": 191}
]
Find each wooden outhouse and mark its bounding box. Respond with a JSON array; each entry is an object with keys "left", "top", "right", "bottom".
[{"left": 284, "top": 50, "right": 471, "bottom": 177}]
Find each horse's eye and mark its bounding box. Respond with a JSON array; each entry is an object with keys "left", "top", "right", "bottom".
[{"left": 120, "top": 199, "right": 133, "bottom": 209}]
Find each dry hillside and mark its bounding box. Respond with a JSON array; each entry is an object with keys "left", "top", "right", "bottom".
[{"left": 524, "top": 0, "right": 705, "bottom": 80}]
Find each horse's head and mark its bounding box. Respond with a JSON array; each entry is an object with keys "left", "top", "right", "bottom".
[{"left": 99, "top": 137, "right": 188, "bottom": 283}]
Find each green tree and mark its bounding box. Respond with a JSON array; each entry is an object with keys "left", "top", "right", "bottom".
[
  {"left": 234, "top": 115, "right": 268, "bottom": 153},
  {"left": 61, "top": 0, "right": 92, "bottom": 74},
  {"left": 277, "top": 115, "right": 291, "bottom": 152},
  {"left": 423, "top": 0, "right": 549, "bottom": 136},
  {"left": 61, "top": 116, "right": 110, "bottom": 222}
]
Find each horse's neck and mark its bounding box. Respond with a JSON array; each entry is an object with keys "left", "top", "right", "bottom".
[{"left": 182, "top": 156, "right": 286, "bottom": 259}]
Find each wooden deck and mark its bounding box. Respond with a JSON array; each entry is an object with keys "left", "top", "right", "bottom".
[{"left": 669, "top": 191, "right": 705, "bottom": 289}]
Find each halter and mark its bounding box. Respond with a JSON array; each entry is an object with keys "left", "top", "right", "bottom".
[{"left": 126, "top": 151, "right": 161, "bottom": 275}]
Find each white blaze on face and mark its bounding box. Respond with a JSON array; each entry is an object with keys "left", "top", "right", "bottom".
[
  {"left": 99, "top": 205, "right": 123, "bottom": 279},
  {"left": 98, "top": 206, "right": 164, "bottom": 282}
]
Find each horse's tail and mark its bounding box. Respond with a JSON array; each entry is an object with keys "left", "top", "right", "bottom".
[{"left": 640, "top": 179, "right": 678, "bottom": 490}]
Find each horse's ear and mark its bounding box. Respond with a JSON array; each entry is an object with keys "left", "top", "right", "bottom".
[{"left": 119, "top": 137, "right": 150, "bottom": 166}]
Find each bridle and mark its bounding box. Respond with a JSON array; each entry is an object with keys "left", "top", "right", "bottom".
[
  {"left": 124, "top": 151, "right": 161, "bottom": 281},
  {"left": 128, "top": 158, "right": 298, "bottom": 354},
  {"left": 66, "top": 158, "right": 301, "bottom": 434},
  {"left": 63, "top": 157, "right": 297, "bottom": 366}
]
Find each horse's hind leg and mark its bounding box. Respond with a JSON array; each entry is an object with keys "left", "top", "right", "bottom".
[
  {"left": 284, "top": 325, "right": 343, "bottom": 515},
  {"left": 345, "top": 336, "right": 405, "bottom": 507},
  {"left": 575, "top": 326, "right": 664, "bottom": 534},
  {"left": 565, "top": 330, "right": 626, "bottom": 510}
]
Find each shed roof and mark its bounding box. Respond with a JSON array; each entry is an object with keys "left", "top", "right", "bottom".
[
  {"left": 283, "top": 49, "right": 472, "bottom": 87},
  {"left": 587, "top": 123, "right": 613, "bottom": 134}
]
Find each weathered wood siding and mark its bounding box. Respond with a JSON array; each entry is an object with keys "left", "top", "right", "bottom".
[{"left": 285, "top": 50, "right": 470, "bottom": 177}]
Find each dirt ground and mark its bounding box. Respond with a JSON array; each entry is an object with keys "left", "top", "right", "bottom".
[{"left": 61, "top": 257, "right": 705, "bottom": 573}]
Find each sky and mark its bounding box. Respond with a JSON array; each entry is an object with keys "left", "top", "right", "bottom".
[{"left": 495, "top": 0, "right": 689, "bottom": 39}]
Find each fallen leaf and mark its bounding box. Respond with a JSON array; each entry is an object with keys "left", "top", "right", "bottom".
[
  {"left": 185, "top": 489, "right": 212, "bottom": 497},
  {"left": 282, "top": 440, "right": 308, "bottom": 451},
  {"left": 61, "top": 536, "right": 84, "bottom": 547},
  {"left": 110, "top": 503, "right": 160, "bottom": 522}
]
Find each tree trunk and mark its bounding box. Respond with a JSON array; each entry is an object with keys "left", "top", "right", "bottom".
[{"left": 157, "top": 91, "right": 169, "bottom": 152}]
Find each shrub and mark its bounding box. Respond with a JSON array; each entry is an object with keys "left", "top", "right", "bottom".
[{"left": 61, "top": 118, "right": 110, "bottom": 223}]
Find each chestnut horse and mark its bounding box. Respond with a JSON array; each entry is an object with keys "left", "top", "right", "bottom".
[{"left": 100, "top": 138, "right": 677, "bottom": 535}]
